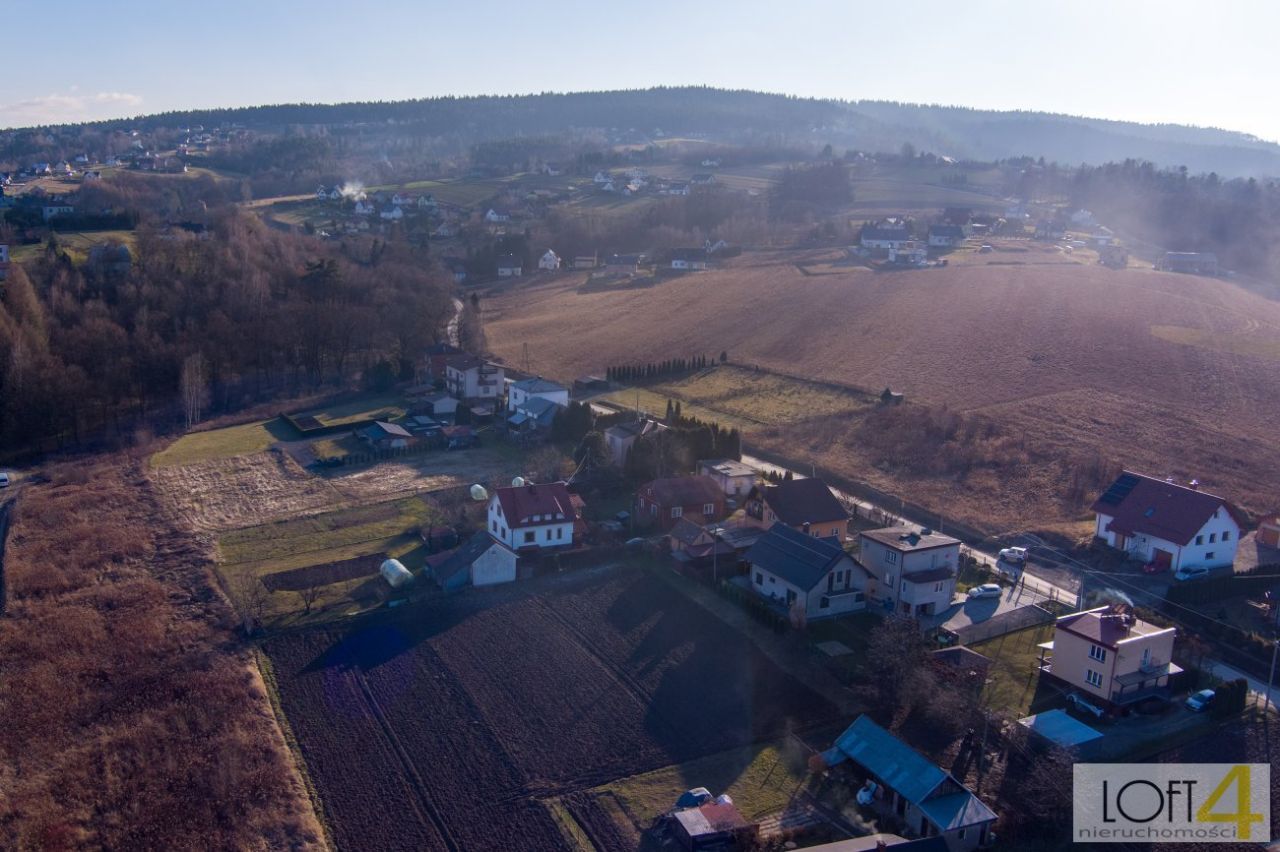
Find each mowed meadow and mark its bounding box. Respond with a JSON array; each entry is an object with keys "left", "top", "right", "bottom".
[{"left": 482, "top": 249, "right": 1280, "bottom": 534}]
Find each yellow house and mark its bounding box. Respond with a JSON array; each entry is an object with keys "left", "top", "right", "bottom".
[{"left": 1038, "top": 604, "right": 1181, "bottom": 706}]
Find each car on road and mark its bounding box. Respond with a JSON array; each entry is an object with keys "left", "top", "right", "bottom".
[
  {"left": 0, "top": 472, "right": 9, "bottom": 488},
  {"left": 1185, "top": 689, "right": 1216, "bottom": 712},
  {"left": 967, "top": 583, "right": 1003, "bottom": 599},
  {"left": 1173, "top": 565, "right": 1211, "bottom": 582},
  {"left": 998, "top": 546, "right": 1028, "bottom": 565}
]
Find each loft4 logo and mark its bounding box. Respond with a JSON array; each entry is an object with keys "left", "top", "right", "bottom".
[{"left": 1074, "top": 763, "right": 1270, "bottom": 843}]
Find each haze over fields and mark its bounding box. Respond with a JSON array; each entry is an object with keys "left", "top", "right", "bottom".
[{"left": 484, "top": 248, "right": 1280, "bottom": 531}]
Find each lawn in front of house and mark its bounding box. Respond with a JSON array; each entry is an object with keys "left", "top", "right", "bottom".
[
  {"left": 151, "top": 417, "right": 300, "bottom": 468},
  {"left": 970, "top": 622, "right": 1057, "bottom": 716},
  {"left": 294, "top": 392, "right": 407, "bottom": 427},
  {"left": 590, "top": 738, "right": 811, "bottom": 826}
]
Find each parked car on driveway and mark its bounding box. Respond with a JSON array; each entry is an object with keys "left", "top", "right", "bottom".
[
  {"left": 1174, "top": 565, "right": 1211, "bottom": 582},
  {"left": 1185, "top": 689, "right": 1216, "bottom": 712},
  {"left": 1142, "top": 560, "right": 1170, "bottom": 574},
  {"left": 998, "top": 546, "right": 1027, "bottom": 565},
  {"left": 967, "top": 583, "right": 1002, "bottom": 599},
  {"left": 1067, "top": 693, "right": 1106, "bottom": 719}
]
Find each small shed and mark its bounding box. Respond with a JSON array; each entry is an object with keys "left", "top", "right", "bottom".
[
  {"left": 671, "top": 801, "right": 757, "bottom": 851},
  {"left": 1017, "top": 709, "right": 1103, "bottom": 749},
  {"left": 426, "top": 532, "right": 517, "bottom": 591}
]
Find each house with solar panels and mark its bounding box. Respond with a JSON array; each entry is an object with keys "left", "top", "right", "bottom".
[
  {"left": 1091, "top": 470, "right": 1244, "bottom": 571},
  {"left": 820, "top": 715, "right": 996, "bottom": 851}
]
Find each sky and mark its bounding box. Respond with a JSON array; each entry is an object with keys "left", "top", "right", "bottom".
[{"left": 3, "top": 0, "right": 1278, "bottom": 142}]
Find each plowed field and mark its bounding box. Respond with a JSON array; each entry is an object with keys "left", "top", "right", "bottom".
[{"left": 264, "top": 567, "right": 842, "bottom": 851}]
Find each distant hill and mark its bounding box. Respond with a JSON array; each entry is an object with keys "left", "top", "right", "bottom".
[{"left": 8, "top": 87, "right": 1280, "bottom": 177}]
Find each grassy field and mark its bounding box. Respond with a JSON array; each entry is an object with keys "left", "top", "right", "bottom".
[
  {"left": 151, "top": 417, "right": 299, "bottom": 468},
  {"left": 484, "top": 246, "right": 1280, "bottom": 533},
  {"left": 216, "top": 495, "right": 440, "bottom": 623},
  {"left": 971, "top": 623, "right": 1056, "bottom": 716},
  {"left": 590, "top": 738, "right": 811, "bottom": 825},
  {"left": 11, "top": 229, "right": 138, "bottom": 264},
  {"left": 298, "top": 392, "right": 406, "bottom": 427}
]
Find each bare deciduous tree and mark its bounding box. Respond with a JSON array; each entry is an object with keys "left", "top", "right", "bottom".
[
  {"left": 296, "top": 581, "right": 323, "bottom": 616},
  {"left": 229, "top": 574, "right": 271, "bottom": 636},
  {"left": 180, "top": 352, "right": 209, "bottom": 430}
]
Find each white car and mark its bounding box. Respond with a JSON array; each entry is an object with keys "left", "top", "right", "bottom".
[
  {"left": 1173, "top": 565, "right": 1211, "bottom": 582},
  {"left": 1067, "top": 693, "right": 1106, "bottom": 719},
  {"left": 998, "top": 547, "right": 1027, "bottom": 565},
  {"left": 1185, "top": 689, "right": 1216, "bottom": 712},
  {"left": 0, "top": 472, "right": 9, "bottom": 488},
  {"left": 967, "top": 583, "right": 1002, "bottom": 599}
]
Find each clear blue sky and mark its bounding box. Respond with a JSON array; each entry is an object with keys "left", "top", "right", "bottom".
[{"left": 3, "top": 0, "right": 1278, "bottom": 142}]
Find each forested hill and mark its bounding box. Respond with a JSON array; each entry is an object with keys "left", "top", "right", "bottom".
[{"left": 11, "top": 87, "right": 1280, "bottom": 177}]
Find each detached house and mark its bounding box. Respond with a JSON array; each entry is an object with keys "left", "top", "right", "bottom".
[
  {"left": 636, "top": 475, "right": 726, "bottom": 532},
  {"left": 484, "top": 208, "right": 511, "bottom": 224},
  {"left": 497, "top": 254, "right": 523, "bottom": 277},
  {"left": 743, "top": 478, "right": 850, "bottom": 540},
  {"left": 697, "top": 458, "right": 757, "bottom": 499},
  {"left": 821, "top": 716, "right": 997, "bottom": 852},
  {"left": 444, "top": 354, "right": 504, "bottom": 402},
  {"left": 669, "top": 248, "right": 709, "bottom": 270},
  {"left": 1091, "top": 471, "right": 1243, "bottom": 571},
  {"left": 487, "top": 481, "right": 580, "bottom": 551},
  {"left": 857, "top": 527, "right": 960, "bottom": 617},
  {"left": 747, "top": 524, "right": 868, "bottom": 619},
  {"left": 604, "top": 418, "right": 666, "bottom": 466},
  {"left": 927, "top": 224, "right": 966, "bottom": 248},
  {"left": 860, "top": 222, "right": 912, "bottom": 251},
  {"left": 1038, "top": 604, "right": 1181, "bottom": 707},
  {"left": 538, "top": 249, "right": 561, "bottom": 271},
  {"left": 427, "top": 531, "right": 518, "bottom": 591}
]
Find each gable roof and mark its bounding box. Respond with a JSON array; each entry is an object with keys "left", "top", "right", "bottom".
[
  {"left": 861, "top": 224, "right": 911, "bottom": 241},
  {"left": 668, "top": 517, "right": 712, "bottom": 547},
  {"left": 363, "top": 421, "right": 412, "bottom": 439},
  {"left": 429, "top": 531, "right": 499, "bottom": 584},
  {"left": 746, "top": 523, "right": 851, "bottom": 591},
  {"left": 497, "top": 253, "right": 521, "bottom": 268},
  {"left": 606, "top": 418, "right": 664, "bottom": 440},
  {"left": 492, "top": 481, "right": 577, "bottom": 528},
  {"left": 756, "top": 478, "right": 850, "bottom": 526},
  {"left": 642, "top": 475, "right": 724, "bottom": 508},
  {"left": 512, "top": 377, "right": 566, "bottom": 394},
  {"left": 827, "top": 716, "right": 996, "bottom": 830},
  {"left": 928, "top": 224, "right": 966, "bottom": 238},
  {"left": 1090, "top": 470, "right": 1241, "bottom": 546}
]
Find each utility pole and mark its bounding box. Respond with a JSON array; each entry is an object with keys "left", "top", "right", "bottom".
[{"left": 1265, "top": 637, "right": 1279, "bottom": 717}]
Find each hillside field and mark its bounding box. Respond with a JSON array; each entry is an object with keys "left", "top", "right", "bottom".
[{"left": 482, "top": 248, "right": 1280, "bottom": 535}]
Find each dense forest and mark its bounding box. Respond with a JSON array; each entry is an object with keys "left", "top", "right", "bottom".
[
  {"left": 5, "top": 87, "right": 1280, "bottom": 178},
  {"left": 0, "top": 212, "right": 452, "bottom": 454}
]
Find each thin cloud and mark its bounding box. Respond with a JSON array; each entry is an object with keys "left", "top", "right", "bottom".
[{"left": 1, "top": 91, "right": 144, "bottom": 128}]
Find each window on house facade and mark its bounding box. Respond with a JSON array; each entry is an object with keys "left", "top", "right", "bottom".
[
  {"left": 934, "top": 582, "right": 942, "bottom": 592},
  {"left": 556, "top": 528, "right": 563, "bottom": 540},
  {"left": 1085, "top": 669, "right": 1104, "bottom": 688},
  {"left": 1089, "top": 644, "right": 1106, "bottom": 662},
  {"left": 671, "top": 507, "right": 682, "bottom": 518},
  {"left": 1222, "top": 530, "right": 1230, "bottom": 541},
  {"left": 545, "top": 528, "right": 553, "bottom": 541},
  {"left": 819, "top": 597, "right": 829, "bottom": 609},
  {"left": 1209, "top": 533, "right": 1217, "bottom": 543},
  {"left": 523, "top": 531, "right": 534, "bottom": 544},
  {"left": 703, "top": 503, "right": 715, "bottom": 515},
  {"left": 885, "top": 551, "right": 898, "bottom": 565},
  {"left": 1196, "top": 535, "right": 1204, "bottom": 545},
  {"left": 1206, "top": 551, "right": 1215, "bottom": 559},
  {"left": 491, "top": 520, "right": 497, "bottom": 533},
  {"left": 755, "top": 572, "right": 763, "bottom": 586}
]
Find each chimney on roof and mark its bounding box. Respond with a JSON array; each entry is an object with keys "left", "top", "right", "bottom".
[
  {"left": 803, "top": 522, "right": 811, "bottom": 535},
  {"left": 921, "top": 527, "right": 933, "bottom": 536},
  {"left": 1189, "top": 479, "right": 1200, "bottom": 490}
]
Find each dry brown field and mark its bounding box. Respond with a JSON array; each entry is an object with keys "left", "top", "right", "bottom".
[{"left": 483, "top": 247, "right": 1280, "bottom": 535}]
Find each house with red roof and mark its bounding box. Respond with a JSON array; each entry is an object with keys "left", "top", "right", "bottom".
[
  {"left": 636, "top": 475, "right": 726, "bottom": 532},
  {"left": 1091, "top": 471, "right": 1244, "bottom": 572},
  {"left": 486, "top": 481, "right": 581, "bottom": 552},
  {"left": 1039, "top": 604, "right": 1181, "bottom": 706}
]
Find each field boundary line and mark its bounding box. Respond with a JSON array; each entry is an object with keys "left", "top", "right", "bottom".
[{"left": 348, "top": 663, "right": 462, "bottom": 852}]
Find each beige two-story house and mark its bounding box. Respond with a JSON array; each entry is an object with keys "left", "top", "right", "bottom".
[
  {"left": 1039, "top": 604, "right": 1181, "bottom": 706},
  {"left": 856, "top": 527, "right": 960, "bottom": 617}
]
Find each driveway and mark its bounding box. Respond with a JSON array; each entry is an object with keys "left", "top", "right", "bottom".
[{"left": 925, "top": 579, "right": 1053, "bottom": 634}]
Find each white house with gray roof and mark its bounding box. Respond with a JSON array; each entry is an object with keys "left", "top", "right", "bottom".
[
  {"left": 746, "top": 524, "right": 868, "bottom": 619},
  {"left": 857, "top": 527, "right": 960, "bottom": 616}
]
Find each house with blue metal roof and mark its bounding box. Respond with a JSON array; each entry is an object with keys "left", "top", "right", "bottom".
[
  {"left": 821, "top": 715, "right": 997, "bottom": 852},
  {"left": 745, "top": 523, "right": 869, "bottom": 619}
]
